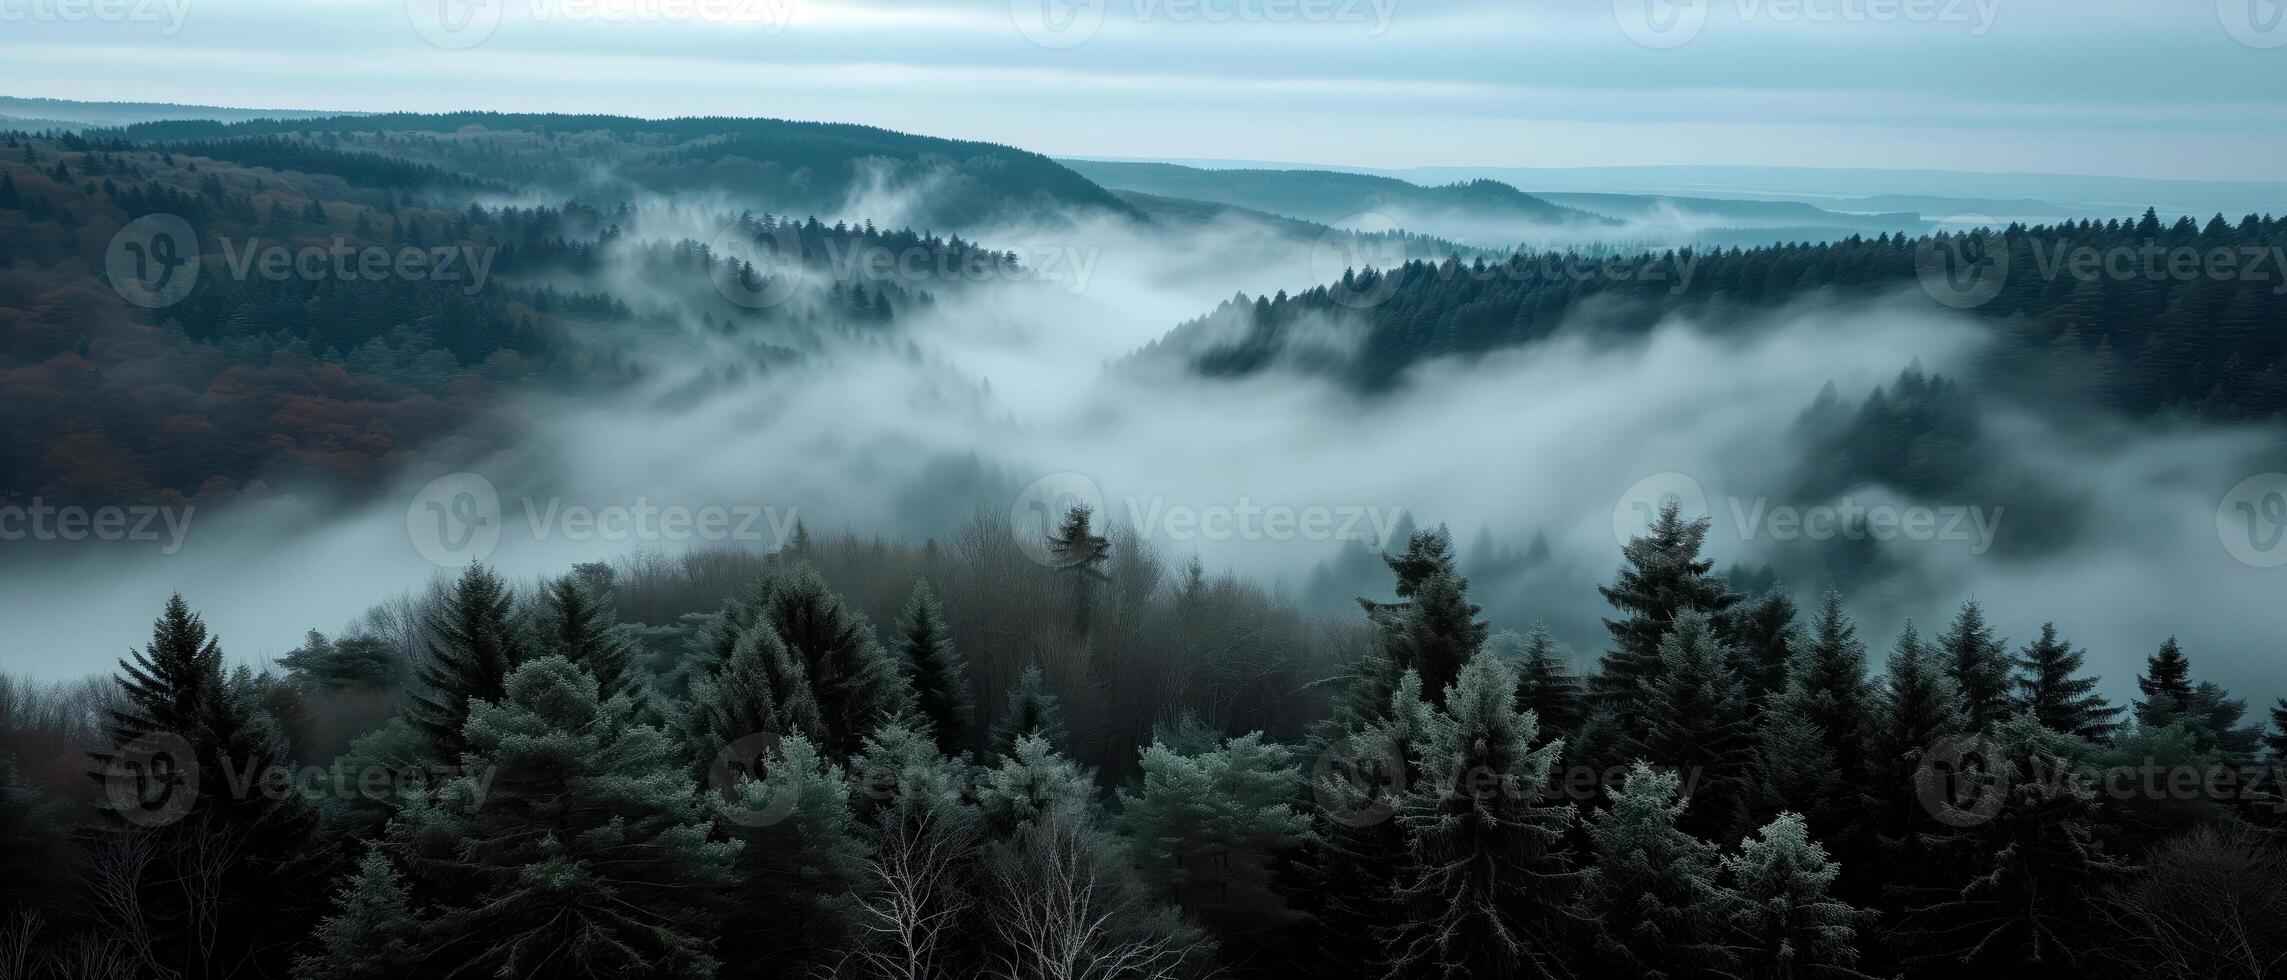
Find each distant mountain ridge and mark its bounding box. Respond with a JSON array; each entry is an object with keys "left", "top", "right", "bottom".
[{"left": 1063, "top": 160, "right": 1617, "bottom": 244}]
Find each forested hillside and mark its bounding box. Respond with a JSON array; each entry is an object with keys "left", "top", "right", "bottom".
[{"left": 4, "top": 504, "right": 2283, "bottom": 980}]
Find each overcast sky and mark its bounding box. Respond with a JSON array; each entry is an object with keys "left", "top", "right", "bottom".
[{"left": 3, "top": 0, "right": 2283, "bottom": 179}]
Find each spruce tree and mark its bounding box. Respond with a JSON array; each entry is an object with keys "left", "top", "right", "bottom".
[
  {"left": 1629, "top": 610, "right": 1756, "bottom": 838},
  {"left": 1506, "top": 622, "right": 1585, "bottom": 736},
  {"left": 536, "top": 573, "right": 635, "bottom": 701},
  {"left": 1868, "top": 621, "right": 1964, "bottom": 856},
  {"left": 1385, "top": 650, "right": 1577, "bottom": 979},
  {"left": 1724, "top": 814, "right": 1871, "bottom": 980},
  {"left": 1936, "top": 599, "right": 2012, "bottom": 731},
  {"left": 2132, "top": 636, "right": 2194, "bottom": 728},
  {"left": 295, "top": 849, "right": 420, "bottom": 980},
  {"left": 2012, "top": 623, "right": 2121, "bottom": 741},
  {"left": 388, "top": 656, "right": 738, "bottom": 980},
  {"left": 1772, "top": 591, "right": 1876, "bottom": 846},
  {"left": 895, "top": 580, "right": 975, "bottom": 757},
  {"left": 1385, "top": 571, "right": 1488, "bottom": 708},
  {"left": 406, "top": 563, "right": 529, "bottom": 767},
  {"left": 990, "top": 663, "right": 1069, "bottom": 759},
  {"left": 1046, "top": 504, "right": 1112, "bottom": 636},
  {"left": 715, "top": 733, "right": 869, "bottom": 978},
  {"left": 1722, "top": 585, "right": 1801, "bottom": 707},
  {"left": 1122, "top": 732, "right": 1312, "bottom": 935},
  {"left": 281, "top": 630, "right": 402, "bottom": 691},
  {"left": 978, "top": 733, "right": 1097, "bottom": 834},
  {"left": 1596, "top": 499, "right": 1736, "bottom": 723},
  {"left": 1581, "top": 762, "right": 1738, "bottom": 977},
  {"left": 758, "top": 567, "right": 912, "bottom": 758},
  {"left": 683, "top": 624, "right": 823, "bottom": 774}
]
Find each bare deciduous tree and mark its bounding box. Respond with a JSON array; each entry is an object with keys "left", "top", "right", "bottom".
[
  {"left": 2100, "top": 825, "right": 2287, "bottom": 980},
  {"left": 982, "top": 815, "right": 1213, "bottom": 980}
]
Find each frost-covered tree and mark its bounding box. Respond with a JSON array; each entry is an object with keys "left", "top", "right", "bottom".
[
  {"left": 406, "top": 563, "right": 529, "bottom": 766},
  {"left": 978, "top": 733, "right": 1096, "bottom": 835},
  {"left": 716, "top": 733, "right": 869, "bottom": 978},
  {"left": 1121, "top": 732, "right": 1311, "bottom": 934},
  {"left": 1596, "top": 499, "right": 1737, "bottom": 723},
  {"left": 388, "top": 656, "right": 737, "bottom": 980},
  {"left": 896, "top": 580, "right": 976, "bottom": 758},
  {"left": 2012, "top": 623, "right": 2121, "bottom": 741},
  {"left": 1386, "top": 650, "right": 1578, "bottom": 979},
  {"left": 295, "top": 849, "right": 419, "bottom": 980},
  {"left": 1937, "top": 599, "right": 2013, "bottom": 731},
  {"left": 1581, "top": 762, "right": 1739, "bottom": 977},
  {"left": 1629, "top": 611, "right": 1756, "bottom": 837},
  {"left": 1724, "top": 813, "right": 1871, "bottom": 980},
  {"left": 991, "top": 663, "right": 1069, "bottom": 759}
]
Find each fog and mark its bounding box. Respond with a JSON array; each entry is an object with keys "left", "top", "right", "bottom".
[{"left": 3, "top": 191, "right": 2282, "bottom": 716}]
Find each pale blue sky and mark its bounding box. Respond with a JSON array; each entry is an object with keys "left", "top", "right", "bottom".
[{"left": 2, "top": 0, "right": 2283, "bottom": 178}]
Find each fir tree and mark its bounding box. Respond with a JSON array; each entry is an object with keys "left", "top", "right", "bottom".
[
  {"left": 1596, "top": 499, "right": 1737, "bottom": 723},
  {"left": 1724, "top": 813, "right": 1871, "bottom": 980},
  {"left": 716, "top": 733, "right": 869, "bottom": 978},
  {"left": 894, "top": 580, "right": 975, "bottom": 757},
  {"left": 1630, "top": 610, "right": 1757, "bottom": 838},
  {"left": 295, "top": 849, "right": 420, "bottom": 980},
  {"left": 978, "top": 732, "right": 1097, "bottom": 834},
  {"left": 281, "top": 630, "right": 402, "bottom": 691},
  {"left": 1384, "top": 571, "right": 1488, "bottom": 708},
  {"left": 388, "top": 656, "right": 738, "bottom": 980},
  {"left": 1386, "top": 650, "right": 1577, "bottom": 979},
  {"left": 1506, "top": 621, "right": 1585, "bottom": 736},
  {"left": 1122, "top": 731, "right": 1312, "bottom": 935},
  {"left": 758, "top": 567, "right": 912, "bottom": 757},
  {"left": 990, "top": 663, "right": 1068, "bottom": 759},
  {"left": 1867, "top": 622, "right": 1964, "bottom": 858},
  {"left": 683, "top": 624, "right": 823, "bottom": 773},
  {"left": 406, "top": 563, "right": 529, "bottom": 767},
  {"left": 1937, "top": 599, "right": 2012, "bottom": 731},
  {"left": 2132, "top": 636, "right": 2194, "bottom": 728},
  {"left": 1721, "top": 585, "right": 1801, "bottom": 707},
  {"left": 1771, "top": 592, "right": 1876, "bottom": 848},
  {"left": 1046, "top": 504, "right": 1112, "bottom": 636},
  {"left": 1581, "top": 761, "right": 1739, "bottom": 977},
  {"left": 2012, "top": 623, "right": 2121, "bottom": 741},
  {"left": 535, "top": 572, "right": 635, "bottom": 701}
]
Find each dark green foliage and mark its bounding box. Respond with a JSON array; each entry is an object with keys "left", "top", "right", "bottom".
[
  {"left": 1383, "top": 571, "right": 1489, "bottom": 709},
  {"left": 1504, "top": 622, "right": 1586, "bottom": 736},
  {"left": 2012, "top": 623, "right": 2121, "bottom": 741},
  {"left": 535, "top": 573, "right": 636, "bottom": 702},
  {"left": 281, "top": 630, "right": 402, "bottom": 692},
  {"left": 1047, "top": 505, "right": 1113, "bottom": 636},
  {"left": 756, "top": 566, "right": 913, "bottom": 758},
  {"left": 990, "top": 663, "right": 1069, "bottom": 759},
  {"left": 1937, "top": 599, "right": 2013, "bottom": 731},
  {"left": 2133, "top": 636, "right": 2194, "bottom": 729},
  {"left": 1581, "top": 762, "right": 1738, "bottom": 977},
  {"left": 1724, "top": 813, "right": 1872, "bottom": 980},
  {"left": 406, "top": 563, "right": 529, "bottom": 767},
  {"left": 1721, "top": 586, "right": 1801, "bottom": 707},
  {"left": 1628, "top": 611, "right": 1758, "bottom": 838},
  {"left": 895, "top": 580, "right": 975, "bottom": 757},
  {"left": 295, "top": 849, "right": 420, "bottom": 980},
  {"left": 714, "top": 734, "right": 868, "bottom": 978},
  {"left": 1774, "top": 592, "right": 1877, "bottom": 844},
  {"left": 1597, "top": 499, "right": 1737, "bottom": 725},
  {"left": 1122, "top": 732, "right": 1312, "bottom": 935},
  {"left": 385, "top": 656, "right": 737, "bottom": 980}
]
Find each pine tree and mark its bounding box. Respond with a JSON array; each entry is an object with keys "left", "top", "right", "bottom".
[
  {"left": 1868, "top": 621, "right": 1964, "bottom": 856},
  {"left": 2132, "top": 636, "right": 2194, "bottom": 728},
  {"left": 1384, "top": 571, "right": 1488, "bottom": 708},
  {"left": 1937, "top": 599, "right": 2012, "bottom": 731},
  {"left": 894, "top": 580, "right": 975, "bottom": 757},
  {"left": 1046, "top": 505, "right": 1112, "bottom": 636},
  {"left": 1386, "top": 650, "right": 1577, "bottom": 979},
  {"left": 758, "top": 567, "right": 912, "bottom": 757},
  {"left": 683, "top": 624, "right": 823, "bottom": 773},
  {"left": 1596, "top": 499, "right": 1736, "bottom": 723},
  {"left": 1722, "top": 586, "right": 1801, "bottom": 707},
  {"left": 1581, "top": 761, "right": 1738, "bottom": 977},
  {"left": 295, "top": 849, "right": 420, "bottom": 980},
  {"left": 716, "top": 733, "right": 869, "bottom": 978},
  {"left": 1630, "top": 610, "right": 1757, "bottom": 837},
  {"left": 1122, "top": 732, "right": 1312, "bottom": 935},
  {"left": 281, "top": 630, "right": 402, "bottom": 691},
  {"left": 388, "top": 656, "right": 738, "bottom": 980},
  {"left": 536, "top": 573, "right": 635, "bottom": 701},
  {"left": 2012, "top": 622, "right": 2121, "bottom": 741},
  {"left": 1774, "top": 591, "right": 1876, "bottom": 845},
  {"left": 1506, "top": 622, "right": 1585, "bottom": 736},
  {"left": 406, "top": 563, "right": 529, "bottom": 767},
  {"left": 990, "top": 663, "right": 1068, "bottom": 759},
  {"left": 1382, "top": 524, "right": 1458, "bottom": 599},
  {"left": 1725, "top": 813, "right": 1870, "bottom": 980}
]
